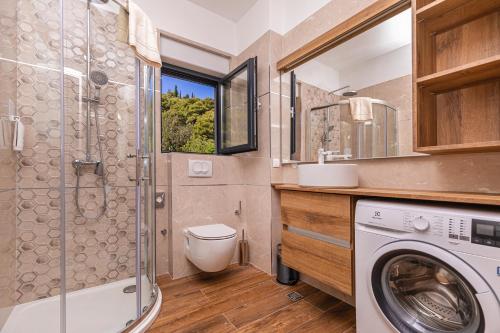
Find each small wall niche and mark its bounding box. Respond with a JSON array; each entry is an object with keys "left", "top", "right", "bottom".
[{"left": 414, "top": 0, "right": 500, "bottom": 154}]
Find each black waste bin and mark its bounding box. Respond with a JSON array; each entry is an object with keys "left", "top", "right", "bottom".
[{"left": 276, "top": 244, "right": 299, "bottom": 285}]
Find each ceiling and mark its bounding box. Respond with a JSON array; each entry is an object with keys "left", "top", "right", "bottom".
[
  {"left": 315, "top": 8, "right": 412, "bottom": 71},
  {"left": 187, "top": 0, "right": 259, "bottom": 22}
]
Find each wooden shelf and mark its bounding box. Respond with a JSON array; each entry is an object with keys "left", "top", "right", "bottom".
[
  {"left": 416, "top": 141, "right": 500, "bottom": 154},
  {"left": 416, "top": 0, "right": 470, "bottom": 21},
  {"left": 273, "top": 184, "right": 500, "bottom": 206},
  {"left": 418, "top": 0, "right": 500, "bottom": 32},
  {"left": 416, "top": 55, "right": 500, "bottom": 92}
]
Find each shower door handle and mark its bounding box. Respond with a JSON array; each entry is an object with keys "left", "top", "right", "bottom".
[
  {"left": 130, "top": 154, "right": 151, "bottom": 183},
  {"left": 127, "top": 154, "right": 149, "bottom": 159}
]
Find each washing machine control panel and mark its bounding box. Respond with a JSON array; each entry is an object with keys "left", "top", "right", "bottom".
[
  {"left": 471, "top": 219, "right": 500, "bottom": 248},
  {"left": 356, "top": 200, "right": 500, "bottom": 254},
  {"left": 447, "top": 216, "right": 471, "bottom": 242}
]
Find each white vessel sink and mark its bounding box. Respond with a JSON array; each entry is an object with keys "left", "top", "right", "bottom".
[{"left": 298, "top": 164, "right": 359, "bottom": 188}]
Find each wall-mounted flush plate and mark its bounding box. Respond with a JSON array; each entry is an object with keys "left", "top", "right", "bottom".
[
  {"left": 188, "top": 160, "right": 212, "bottom": 178},
  {"left": 155, "top": 192, "right": 166, "bottom": 208}
]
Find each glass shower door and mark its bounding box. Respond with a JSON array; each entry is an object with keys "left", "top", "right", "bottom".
[{"left": 135, "top": 63, "right": 157, "bottom": 318}]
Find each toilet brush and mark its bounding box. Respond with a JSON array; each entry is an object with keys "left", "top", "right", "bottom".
[{"left": 239, "top": 229, "right": 249, "bottom": 266}]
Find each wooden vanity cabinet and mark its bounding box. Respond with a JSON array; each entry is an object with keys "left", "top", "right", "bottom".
[{"left": 280, "top": 190, "right": 354, "bottom": 297}]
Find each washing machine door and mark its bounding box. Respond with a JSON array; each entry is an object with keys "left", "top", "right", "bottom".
[{"left": 369, "top": 241, "right": 496, "bottom": 333}]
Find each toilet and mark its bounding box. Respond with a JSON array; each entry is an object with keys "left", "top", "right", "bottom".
[{"left": 184, "top": 224, "right": 237, "bottom": 272}]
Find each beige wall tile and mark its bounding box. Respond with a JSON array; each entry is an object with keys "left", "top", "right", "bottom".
[
  {"left": 244, "top": 185, "right": 272, "bottom": 274},
  {"left": 230, "top": 32, "right": 271, "bottom": 97},
  {"left": 170, "top": 153, "right": 244, "bottom": 186},
  {"left": 155, "top": 185, "right": 170, "bottom": 277},
  {"left": 0, "top": 190, "right": 16, "bottom": 324}
]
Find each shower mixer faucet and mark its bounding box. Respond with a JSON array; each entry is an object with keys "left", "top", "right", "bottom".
[{"left": 72, "top": 159, "right": 103, "bottom": 175}]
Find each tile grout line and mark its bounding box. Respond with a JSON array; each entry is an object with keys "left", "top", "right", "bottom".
[{"left": 221, "top": 313, "right": 238, "bottom": 331}]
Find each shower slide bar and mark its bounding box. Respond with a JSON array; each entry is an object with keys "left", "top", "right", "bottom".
[{"left": 310, "top": 98, "right": 397, "bottom": 112}]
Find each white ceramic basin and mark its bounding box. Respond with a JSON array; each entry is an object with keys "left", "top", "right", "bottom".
[{"left": 298, "top": 164, "right": 358, "bottom": 188}]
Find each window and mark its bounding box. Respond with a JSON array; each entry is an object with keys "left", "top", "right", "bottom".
[
  {"left": 161, "top": 65, "right": 218, "bottom": 154},
  {"left": 218, "top": 58, "right": 258, "bottom": 154},
  {"left": 161, "top": 58, "right": 257, "bottom": 155}
]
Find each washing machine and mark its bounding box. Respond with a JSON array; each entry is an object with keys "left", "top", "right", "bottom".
[{"left": 355, "top": 199, "right": 500, "bottom": 333}]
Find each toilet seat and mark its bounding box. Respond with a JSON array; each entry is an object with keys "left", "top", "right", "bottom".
[{"left": 187, "top": 224, "right": 236, "bottom": 240}]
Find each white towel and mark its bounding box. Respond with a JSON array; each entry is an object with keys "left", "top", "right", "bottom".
[
  {"left": 13, "top": 118, "right": 24, "bottom": 152},
  {"left": 349, "top": 97, "right": 373, "bottom": 122},
  {"left": 0, "top": 118, "right": 11, "bottom": 150},
  {"left": 128, "top": 0, "right": 161, "bottom": 68}
]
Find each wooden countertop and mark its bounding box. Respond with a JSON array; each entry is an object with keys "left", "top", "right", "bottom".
[{"left": 273, "top": 184, "right": 500, "bottom": 206}]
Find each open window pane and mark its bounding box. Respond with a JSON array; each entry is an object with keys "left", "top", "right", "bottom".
[{"left": 218, "top": 58, "right": 257, "bottom": 154}]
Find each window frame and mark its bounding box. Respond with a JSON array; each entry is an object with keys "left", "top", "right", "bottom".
[
  {"left": 217, "top": 57, "right": 258, "bottom": 155},
  {"left": 160, "top": 63, "right": 220, "bottom": 155},
  {"left": 290, "top": 70, "right": 297, "bottom": 157},
  {"left": 160, "top": 59, "right": 257, "bottom": 155}
]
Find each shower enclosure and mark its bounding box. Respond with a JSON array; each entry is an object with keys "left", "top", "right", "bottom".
[
  {"left": 0, "top": 0, "right": 160, "bottom": 332},
  {"left": 307, "top": 99, "right": 398, "bottom": 160}
]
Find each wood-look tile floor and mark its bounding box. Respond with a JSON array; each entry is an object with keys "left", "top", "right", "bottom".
[{"left": 148, "top": 265, "right": 356, "bottom": 333}]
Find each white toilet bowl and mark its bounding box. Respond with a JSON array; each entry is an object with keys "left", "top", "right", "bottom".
[{"left": 184, "top": 224, "right": 237, "bottom": 272}]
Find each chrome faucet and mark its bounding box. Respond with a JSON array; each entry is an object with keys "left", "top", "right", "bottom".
[
  {"left": 318, "top": 148, "right": 329, "bottom": 164},
  {"left": 318, "top": 148, "right": 352, "bottom": 163}
]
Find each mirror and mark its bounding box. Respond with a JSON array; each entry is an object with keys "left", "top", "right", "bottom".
[{"left": 281, "top": 8, "right": 422, "bottom": 163}]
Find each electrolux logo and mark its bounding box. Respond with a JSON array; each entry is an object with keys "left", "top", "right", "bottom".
[{"left": 372, "top": 210, "right": 382, "bottom": 220}]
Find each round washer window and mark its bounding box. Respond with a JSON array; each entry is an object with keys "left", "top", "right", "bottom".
[{"left": 372, "top": 251, "right": 484, "bottom": 333}]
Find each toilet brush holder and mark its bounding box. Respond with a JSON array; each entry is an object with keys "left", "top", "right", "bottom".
[{"left": 239, "top": 229, "right": 249, "bottom": 266}]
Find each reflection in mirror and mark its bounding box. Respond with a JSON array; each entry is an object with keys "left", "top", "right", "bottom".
[
  {"left": 281, "top": 8, "right": 421, "bottom": 163},
  {"left": 222, "top": 69, "right": 249, "bottom": 149}
]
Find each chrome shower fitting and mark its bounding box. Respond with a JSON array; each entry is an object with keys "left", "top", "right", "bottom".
[
  {"left": 71, "top": 0, "right": 110, "bottom": 219},
  {"left": 90, "top": 70, "right": 109, "bottom": 101},
  {"left": 329, "top": 85, "right": 358, "bottom": 96},
  {"left": 342, "top": 90, "right": 358, "bottom": 97}
]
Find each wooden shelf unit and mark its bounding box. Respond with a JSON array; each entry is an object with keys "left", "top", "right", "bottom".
[
  {"left": 414, "top": 0, "right": 500, "bottom": 154},
  {"left": 416, "top": 55, "right": 500, "bottom": 93}
]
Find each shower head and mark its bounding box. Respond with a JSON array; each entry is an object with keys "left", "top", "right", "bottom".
[
  {"left": 90, "top": 70, "right": 109, "bottom": 88},
  {"left": 329, "top": 85, "right": 357, "bottom": 97},
  {"left": 90, "top": 70, "right": 108, "bottom": 101},
  {"left": 342, "top": 90, "right": 358, "bottom": 97}
]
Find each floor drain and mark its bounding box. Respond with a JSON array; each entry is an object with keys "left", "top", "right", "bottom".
[
  {"left": 287, "top": 291, "right": 304, "bottom": 302},
  {"left": 126, "top": 319, "right": 134, "bottom": 327},
  {"left": 123, "top": 285, "right": 136, "bottom": 293}
]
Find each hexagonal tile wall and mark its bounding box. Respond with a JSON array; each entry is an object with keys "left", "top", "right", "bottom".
[
  {"left": 0, "top": 190, "right": 17, "bottom": 309},
  {"left": 65, "top": 187, "right": 136, "bottom": 292},
  {"left": 12, "top": 0, "right": 143, "bottom": 305},
  {"left": 16, "top": 189, "right": 61, "bottom": 303}
]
